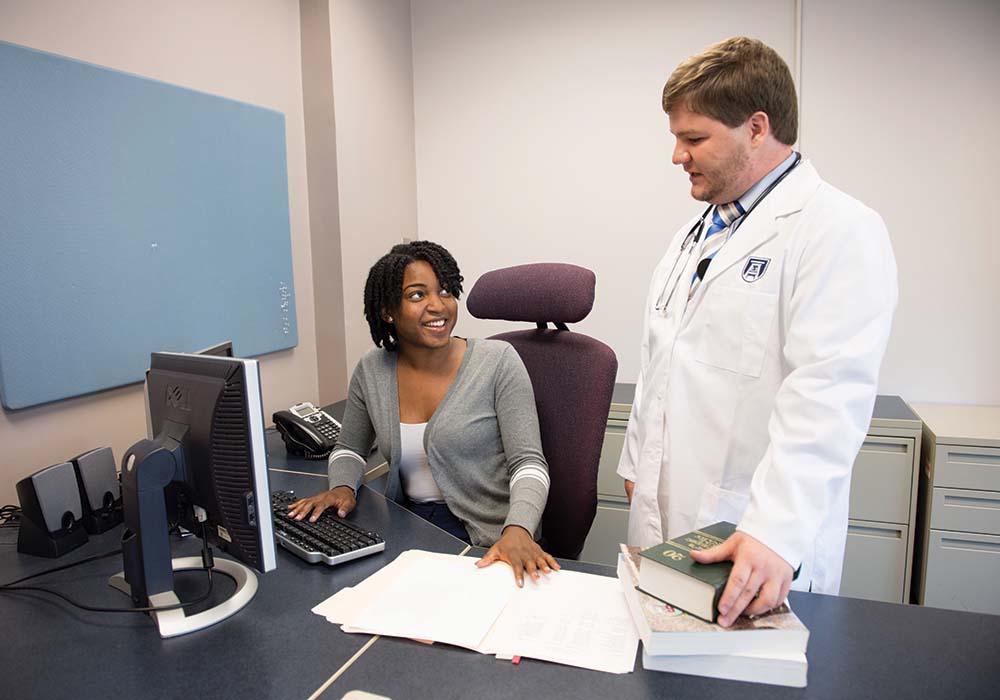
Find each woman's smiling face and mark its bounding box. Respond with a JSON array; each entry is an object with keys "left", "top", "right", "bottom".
[{"left": 387, "top": 260, "right": 459, "bottom": 351}]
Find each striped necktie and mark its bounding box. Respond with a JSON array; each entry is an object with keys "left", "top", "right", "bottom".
[{"left": 688, "top": 200, "right": 745, "bottom": 299}]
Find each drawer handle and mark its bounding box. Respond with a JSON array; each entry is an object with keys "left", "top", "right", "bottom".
[
  {"left": 940, "top": 537, "right": 1000, "bottom": 553},
  {"left": 945, "top": 451, "right": 1000, "bottom": 466},
  {"left": 861, "top": 441, "right": 908, "bottom": 454},
  {"left": 848, "top": 525, "right": 903, "bottom": 539},
  {"left": 942, "top": 494, "right": 1000, "bottom": 510}
]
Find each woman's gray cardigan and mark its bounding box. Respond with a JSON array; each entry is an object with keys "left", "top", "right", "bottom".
[{"left": 327, "top": 338, "right": 550, "bottom": 546}]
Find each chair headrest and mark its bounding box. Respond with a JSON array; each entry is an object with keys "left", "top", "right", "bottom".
[{"left": 466, "top": 263, "right": 595, "bottom": 324}]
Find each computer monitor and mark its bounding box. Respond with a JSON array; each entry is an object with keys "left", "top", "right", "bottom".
[
  {"left": 110, "top": 351, "right": 276, "bottom": 638},
  {"left": 194, "top": 339, "right": 234, "bottom": 357},
  {"left": 142, "top": 341, "right": 235, "bottom": 439}
]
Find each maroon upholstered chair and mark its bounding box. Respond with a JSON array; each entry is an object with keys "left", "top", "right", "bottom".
[{"left": 467, "top": 263, "right": 618, "bottom": 559}]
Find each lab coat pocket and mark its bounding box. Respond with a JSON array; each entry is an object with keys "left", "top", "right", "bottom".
[
  {"left": 696, "top": 287, "right": 777, "bottom": 377},
  {"left": 695, "top": 482, "right": 750, "bottom": 529}
]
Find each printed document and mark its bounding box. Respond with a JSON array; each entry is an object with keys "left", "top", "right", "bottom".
[
  {"left": 481, "top": 568, "right": 638, "bottom": 674},
  {"left": 343, "top": 551, "right": 513, "bottom": 650},
  {"left": 312, "top": 550, "right": 638, "bottom": 674}
]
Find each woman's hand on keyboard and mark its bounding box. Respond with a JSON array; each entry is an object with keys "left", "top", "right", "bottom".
[
  {"left": 287, "top": 486, "right": 357, "bottom": 522},
  {"left": 476, "top": 525, "right": 560, "bottom": 587}
]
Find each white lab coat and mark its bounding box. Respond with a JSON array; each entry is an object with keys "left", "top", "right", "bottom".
[{"left": 617, "top": 161, "right": 897, "bottom": 593}]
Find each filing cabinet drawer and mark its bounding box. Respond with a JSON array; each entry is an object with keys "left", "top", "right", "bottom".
[
  {"left": 933, "top": 445, "right": 1000, "bottom": 491},
  {"left": 597, "top": 423, "right": 628, "bottom": 501},
  {"left": 930, "top": 487, "right": 1000, "bottom": 535},
  {"left": 923, "top": 530, "right": 1000, "bottom": 614},
  {"left": 579, "top": 502, "right": 630, "bottom": 566},
  {"left": 840, "top": 520, "right": 907, "bottom": 603},
  {"left": 848, "top": 437, "right": 914, "bottom": 524}
]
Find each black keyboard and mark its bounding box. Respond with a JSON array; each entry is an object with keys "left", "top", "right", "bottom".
[{"left": 271, "top": 491, "right": 385, "bottom": 565}]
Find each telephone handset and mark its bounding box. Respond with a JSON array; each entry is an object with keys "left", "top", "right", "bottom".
[{"left": 272, "top": 401, "right": 341, "bottom": 459}]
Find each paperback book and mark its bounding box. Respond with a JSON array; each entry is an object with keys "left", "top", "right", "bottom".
[{"left": 641, "top": 648, "right": 807, "bottom": 687}]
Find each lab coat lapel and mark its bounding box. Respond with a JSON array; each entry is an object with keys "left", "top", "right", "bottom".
[{"left": 698, "top": 161, "right": 822, "bottom": 289}]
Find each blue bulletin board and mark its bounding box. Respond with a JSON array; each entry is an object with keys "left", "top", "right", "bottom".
[{"left": 0, "top": 41, "right": 298, "bottom": 409}]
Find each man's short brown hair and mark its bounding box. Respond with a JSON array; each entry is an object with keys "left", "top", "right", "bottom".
[{"left": 662, "top": 37, "right": 798, "bottom": 146}]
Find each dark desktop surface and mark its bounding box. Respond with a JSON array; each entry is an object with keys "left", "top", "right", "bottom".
[
  {"left": 0, "top": 468, "right": 465, "bottom": 700},
  {"left": 326, "top": 561, "right": 1000, "bottom": 700},
  {"left": 4, "top": 427, "right": 1000, "bottom": 699}
]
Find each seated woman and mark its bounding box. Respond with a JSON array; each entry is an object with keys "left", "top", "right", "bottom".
[{"left": 288, "top": 241, "right": 558, "bottom": 585}]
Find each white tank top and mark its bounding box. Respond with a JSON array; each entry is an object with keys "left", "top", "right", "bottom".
[{"left": 398, "top": 422, "right": 445, "bottom": 503}]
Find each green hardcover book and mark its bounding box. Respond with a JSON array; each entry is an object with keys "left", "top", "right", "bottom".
[{"left": 637, "top": 521, "right": 736, "bottom": 623}]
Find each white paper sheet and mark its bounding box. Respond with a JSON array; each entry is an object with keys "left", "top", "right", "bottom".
[
  {"left": 312, "top": 549, "right": 421, "bottom": 623},
  {"left": 342, "top": 551, "right": 514, "bottom": 651},
  {"left": 481, "top": 569, "right": 639, "bottom": 674},
  {"left": 310, "top": 550, "right": 638, "bottom": 674}
]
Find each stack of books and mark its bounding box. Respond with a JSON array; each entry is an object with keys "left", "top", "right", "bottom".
[{"left": 617, "top": 530, "right": 809, "bottom": 687}]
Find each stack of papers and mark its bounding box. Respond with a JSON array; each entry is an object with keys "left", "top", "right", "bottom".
[{"left": 312, "top": 549, "right": 639, "bottom": 674}]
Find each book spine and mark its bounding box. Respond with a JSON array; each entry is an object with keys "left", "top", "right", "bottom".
[{"left": 710, "top": 585, "right": 723, "bottom": 624}]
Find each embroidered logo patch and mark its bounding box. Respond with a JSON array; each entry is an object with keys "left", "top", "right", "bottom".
[{"left": 742, "top": 257, "right": 770, "bottom": 283}]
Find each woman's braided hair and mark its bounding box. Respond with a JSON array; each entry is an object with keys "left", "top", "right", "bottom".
[{"left": 363, "top": 240, "right": 464, "bottom": 351}]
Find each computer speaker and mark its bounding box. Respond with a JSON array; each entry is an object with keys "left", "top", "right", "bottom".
[
  {"left": 16, "top": 462, "right": 89, "bottom": 557},
  {"left": 71, "top": 446, "right": 123, "bottom": 534}
]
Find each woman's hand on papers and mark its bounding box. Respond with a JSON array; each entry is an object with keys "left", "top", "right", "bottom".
[
  {"left": 287, "top": 486, "right": 357, "bottom": 522},
  {"left": 476, "top": 525, "right": 560, "bottom": 587}
]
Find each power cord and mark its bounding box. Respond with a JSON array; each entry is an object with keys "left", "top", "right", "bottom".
[
  {"left": 0, "top": 524, "right": 215, "bottom": 614},
  {"left": 0, "top": 504, "right": 22, "bottom": 529},
  {"left": 2, "top": 547, "right": 123, "bottom": 587}
]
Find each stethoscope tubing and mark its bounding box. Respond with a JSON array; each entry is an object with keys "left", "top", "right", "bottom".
[{"left": 653, "top": 152, "right": 802, "bottom": 313}]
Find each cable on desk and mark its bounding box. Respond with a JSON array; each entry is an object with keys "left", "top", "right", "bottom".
[
  {"left": 1, "top": 547, "right": 124, "bottom": 587},
  {"left": 0, "top": 523, "right": 216, "bottom": 614},
  {"left": 0, "top": 578, "right": 212, "bottom": 614},
  {"left": 0, "top": 504, "right": 22, "bottom": 529}
]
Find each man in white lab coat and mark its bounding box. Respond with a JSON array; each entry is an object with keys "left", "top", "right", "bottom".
[{"left": 617, "top": 37, "right": 897, "bottom": 626}]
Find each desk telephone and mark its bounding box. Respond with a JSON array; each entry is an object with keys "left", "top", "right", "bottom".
[{"left": 272, "top": 401, "right": 341, "bottom": 459}]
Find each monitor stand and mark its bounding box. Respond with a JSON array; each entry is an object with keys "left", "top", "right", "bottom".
[{"left": 109, "top": 556, "right": 258, "bottom": 638}]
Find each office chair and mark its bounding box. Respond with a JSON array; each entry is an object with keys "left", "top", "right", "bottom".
[{"left": 467, "top": 263, "right": 617, "bottom": 560}]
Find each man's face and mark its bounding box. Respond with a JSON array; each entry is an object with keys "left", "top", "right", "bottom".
[{"left": 669, "top": 104, "right": 754, "bottom": 205}]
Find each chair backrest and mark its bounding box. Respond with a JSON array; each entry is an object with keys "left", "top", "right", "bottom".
[{"left": 467, "top": 263, "right": 617, "bottom": 559}]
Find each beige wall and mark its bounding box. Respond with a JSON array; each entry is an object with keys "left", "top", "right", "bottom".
[
  {"left": 410, "top": 0, "right": 797, "bottom": 374},
  {"left": 329, "top": 0, "right": 418, "bottom": 374},
  {"left": 0, "top": 0, "right": 319, "bottom": 505},
  {"left": 301, "top": 0, "right": 350, "bottom": 404},
  {"left": 800, "top": 0, "right": 1000, "bottom": 404},
  {"left": 410, "top": 0, "right": 1000, "bottom": 405}
]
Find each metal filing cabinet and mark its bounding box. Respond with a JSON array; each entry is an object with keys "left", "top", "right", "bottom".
[
  {"left": 580, "top": 388, "right": 922, "bottom": 607},
  {"left": 579, "top": 383, "right": 633, "bottom": 566},
  {"left": 839, "top": 396, "right": 922, "bottom": 604},
  {"left": 909, "top": 403, "right": 1000, "bottom": 614}
]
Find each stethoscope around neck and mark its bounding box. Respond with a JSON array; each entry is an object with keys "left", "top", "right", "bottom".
[{"left": 653, "top": 152, "right": 802, "bottom": 313}]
